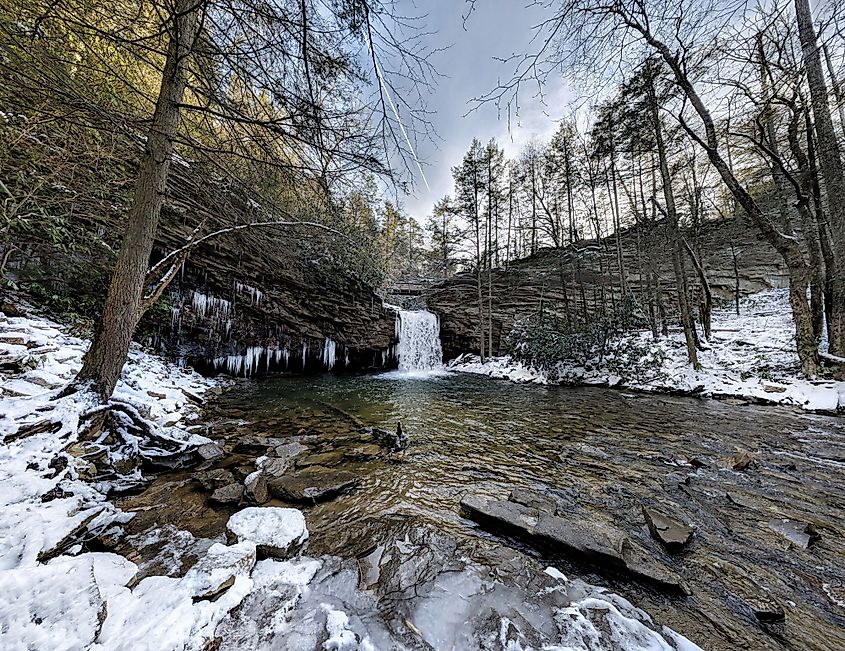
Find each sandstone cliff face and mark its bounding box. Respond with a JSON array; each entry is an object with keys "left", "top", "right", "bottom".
[
  {"left": 427, "top": 217, "right": 788, "bottom": 360},
  {"left": 142, "top": 171, "right": 398, "bottom": 375},
  {"left": 6, "top": 136, "right": 398, "bottom": 376}
]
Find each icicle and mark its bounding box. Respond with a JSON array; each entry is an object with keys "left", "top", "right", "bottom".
[
  {"left": 191, "top": 291, "right": 232, "bottom": 323},
  {"left": 234, "top": 281, "right": 263, "bottom": 305},
  {"left": 211, "top": 345, "right": 266, "bottom": 378},
  {"left": 170, "top": 306, "right": 181, "bottom": 331},
  {"left": 302, "top": 340, "right": 309, "bottom": 371},
  {"left": 322, "top": 338, "right": 337, "bottom": 370}
]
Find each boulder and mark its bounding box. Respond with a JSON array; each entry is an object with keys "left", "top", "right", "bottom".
[
  {"left": 226, "top": 507, "right": 308, "bottom": 558},
  {"left": 259, "top": 457, "right": 294, "bottom": 479},
  {"left": 267, "top": 467, "right": 359, "bottom": 504},
  {"left": 183, "top": 541, "right": 257, "bottom": 601},
  {"left": 195, "top": 468, "right": 236, "bottom": 492},
  {"left": 195, "top": 442, "right": 224, "bottom": 462},
  {"left": 460, "top": 493, "right": 689, "bottom": 595},
  {"left": 641, "top": 506, "right": 694, "bottom": 552},
  {"left": 244, "top": 471, "right": 269, "bottom": 505},
  {"left": 271, "top": 441, "right": 308, "bottom": 462},
  {"left": 210, "top": 483, "right": 244, "bottom": 505}
]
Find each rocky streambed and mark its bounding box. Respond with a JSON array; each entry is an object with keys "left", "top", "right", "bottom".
[{"left": 107, "top": 372, "right": 845, "bottom": 650}]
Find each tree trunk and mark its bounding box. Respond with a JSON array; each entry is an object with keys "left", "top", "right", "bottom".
[
  {"left": 634, "top": 19, "right": 820, "bottom": 375},
  {"left": 72, "top": 1, "right": 201, "bottom": 400},
  {"left": 822, "top": 43, "right": 845, "bottom": 142},
  {"left": 787, "top": 267, "right": 822, "bottom": 377},
  {"left": 806, "top": 106, "right": 837, "bottom": 343},
  {"left": 648, "top": 76, "right": 698, "bottom": 366},
  {"left": 795, "top": 0, "right": 845, "bottom": 355},
  {"left": 785, "top": 100, "right": 827, "bottom": 340},
  {"left": 609, "top": 152, "right": 627, "bottom": 297},
  {"left": 681, "top": 236, "right": 712, "bottom": 340}
]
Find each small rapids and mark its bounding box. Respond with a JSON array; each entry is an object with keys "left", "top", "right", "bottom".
[{"left": 394, "top": 309, "right": 443, "bottom": 372}]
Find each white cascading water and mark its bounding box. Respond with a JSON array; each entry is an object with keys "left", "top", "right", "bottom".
[{"left": 395, "top": 309, "right": 443, "bottom": 371}]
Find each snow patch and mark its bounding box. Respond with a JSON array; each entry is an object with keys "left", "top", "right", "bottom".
[
  {"left": 449, "top": 290, "right": 844, "bottom": 412},
  {"left": 227, "top": 507, "right": 308, "bottom": 556}
]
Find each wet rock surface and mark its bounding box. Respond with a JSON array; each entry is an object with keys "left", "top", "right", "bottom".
[
  {"left": 210, "top": 483, "right": 244, "bottom": 505},
  {"left": 117, "top": 374, "right": 845, "bottom": 651},
  {"left": 642, "top": 506, "right": 694, "bottom": 552},
  {"left": 267, "top": 468, "right": 359, "bottom": 504},
  {"left": 461, "top": 493, "right": 690, "bottom": 594}
]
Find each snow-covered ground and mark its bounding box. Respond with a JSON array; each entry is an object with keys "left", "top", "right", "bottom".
[
  {"left": 0, "top": 310, "right": 702, "bottom": 650},
  {"left": 449, "top": 289, "right": 845, "bottom": 412},
  {"left": 0, "top": 312, "right": 247, "bottom": 650}
]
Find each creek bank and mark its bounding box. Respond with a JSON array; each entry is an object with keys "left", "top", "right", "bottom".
[{"left": 447, "top": 289, "right": 845, "bottom": 412}]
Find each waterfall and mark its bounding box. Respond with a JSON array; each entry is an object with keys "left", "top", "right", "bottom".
[{"left": 395, "top": 309, "right": 443, "bottom": 371}]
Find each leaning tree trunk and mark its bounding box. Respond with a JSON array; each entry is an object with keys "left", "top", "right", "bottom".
[
  {"left": 795, "top": 0, "right": 845, "bottom": 356},
  {"left": 636, "top": 24, "right": 820, "bottom": 376},
  {"left": 73, "top": 1, "right": 201, "bottom": 400}
]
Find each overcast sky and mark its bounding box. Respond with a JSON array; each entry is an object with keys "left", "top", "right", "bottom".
[{"left": 391, "top": 1, "right": 574, "bottom": 222}]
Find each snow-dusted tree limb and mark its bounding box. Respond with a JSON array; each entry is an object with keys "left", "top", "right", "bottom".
[{"left": 139, "top": 217, "right": 351, "bottom": 313}]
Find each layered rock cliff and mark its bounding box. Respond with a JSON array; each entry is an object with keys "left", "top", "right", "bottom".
[
  {"left": 427, "top": 217, "right": 789, "bottom": 359},
  {"left": 149, "top": 169, "right": 397, "bottom": 374},
  {"left": 4, "top": 130, "right": 398, "bottom": 375}
]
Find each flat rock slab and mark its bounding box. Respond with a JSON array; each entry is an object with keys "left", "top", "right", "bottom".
[
  {"left": 460, "top": 493, "right": 689, "bottom": 595},
  {"left": 768, "top": 519, "right": 819, "bottom": 549},
  {"left": 296, "top": 450, "right": 345, "bottom": 468},
  {"left": 344, "top": 444, "right": 383, "bottom": 461},
  {"left": 642, "top": 506, "right": 694, "bottom": 552},
  {"left": 259, "top": 457, "right": 294, "bottom": 479},
  {"left": 210, "top": 483, "right": 244, "bottom": 504},
  {"left": 227, "top": 506, "right": 308, "bottom": 558},
  {"left": 272, "top": 441, "right": 308, "bottom": 462},
  {"left": 195, "top": 469, "right": 236, "bottom": 491},
  {"left": 267, "top": 467, "right": 359, "bottom": 504}
]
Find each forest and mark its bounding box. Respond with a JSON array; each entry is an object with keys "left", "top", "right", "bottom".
[{"left": 1, "top": 0, "right": 845, "bottom": 650}]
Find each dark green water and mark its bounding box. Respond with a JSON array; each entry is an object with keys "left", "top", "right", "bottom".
[{"left": 215, "top": 371, "right": 845, "bottom": 650}]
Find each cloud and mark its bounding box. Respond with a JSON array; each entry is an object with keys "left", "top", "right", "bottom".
[{"left": 394, "top": 0, "right": 574, "bottom": 222}]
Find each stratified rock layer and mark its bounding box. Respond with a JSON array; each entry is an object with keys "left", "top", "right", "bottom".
[{"left": 429, "top": 217, "right": 788, "bottom": 358}]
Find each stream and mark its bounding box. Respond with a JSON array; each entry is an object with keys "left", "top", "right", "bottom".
[{"left": 201, "top": 371, "right": 845, "bottom": 650}]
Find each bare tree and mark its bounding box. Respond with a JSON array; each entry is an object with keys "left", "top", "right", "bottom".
[{"left": 472, "top": 0, "right": 822, "bottom": 375}]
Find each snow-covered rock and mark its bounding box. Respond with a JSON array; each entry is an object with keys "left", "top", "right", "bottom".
[{"left": 227, "top": 507, "right": 308, "bottom": 558}]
